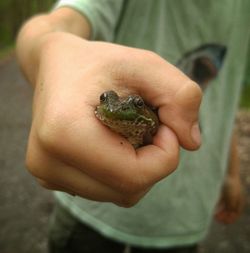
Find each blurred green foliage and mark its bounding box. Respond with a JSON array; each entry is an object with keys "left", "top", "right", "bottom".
[
  {"left": 240, "top": 85, "right": 250, "bottom": 108},
  {"left": 0, "top": 0, "right": 55, "bottom": 49},
  {"left": 245, "top": 47, "right": 250, "bottom": 85},
  {"left": 0, "top": 0, "right": 249, "bottom": 107},
  {"left": 242, "top": 46, "right": 250, "bottom": 108}
]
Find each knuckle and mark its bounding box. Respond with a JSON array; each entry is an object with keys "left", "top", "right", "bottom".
[
  {"left": 141, "top": 49, "right": 160, "bottom": 61},
  {"left": 105, "top": 53, "right": 134, "bottom": 83},
  {"left": 25, "top": 139, "right": 51, "bottom": 180},
  {"left": 25, "top": 142, "right": 41, "bottom": 178},
  {"left": 106, "top": 48, "right": 162, "bottom": 84},
  {"left": 25, "top": 151, "right": 47, "bottom": 180},
  {"left": 117, "top": 194, "right": 142, "bottom": 208},
  {"left": 25, "top": 156, "right": 37, "bottom": 177},
  {"left": 185, "top": 80, "right": 203, "bottom": 103},
  {"left": 37, "top": 124, "right": 56, "bottom": 151},
  {"left": 37, "top": 179, "right": 55, "bottom": 190},
  {"left": 134, "top": 49, "right": 163, "bottom": 67},
  {"left": 192, "top": 81, "right": 203, "bottom": 98},
  {"left": 166, "top": 152, "right": 179, "bottom": 174},
  {"left": 174, "top": 80, "right": 203, "bottom": 114},
  {"left": 36, "top": 112, "right": 68, "bottom": 153}
]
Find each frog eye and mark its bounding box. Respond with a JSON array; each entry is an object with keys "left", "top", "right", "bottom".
[
  {"left": 100, "top": 90, "right": 119, "bottom": 103},
  {"left": 133, "top": 96, "right": 144, "bottom": 108},
  {"left": 100, "top": 92, "right": 108, "bottom": 103}
]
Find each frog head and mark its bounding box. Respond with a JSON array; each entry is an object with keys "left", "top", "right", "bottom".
[{"left": 95, "top": 90, "right": 159, "bottom": 147}]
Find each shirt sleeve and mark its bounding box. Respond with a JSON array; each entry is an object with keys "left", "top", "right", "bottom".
[{"left": 54, "top": 0, "right": 125, "bottom": 41}]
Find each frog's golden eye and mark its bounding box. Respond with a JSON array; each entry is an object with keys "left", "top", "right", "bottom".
[{"left": 133, "top": 96, "right": 144, "bottom": 108}]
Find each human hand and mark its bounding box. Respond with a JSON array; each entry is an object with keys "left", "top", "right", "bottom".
[
  {"left": 215, "top": 176, "right": 245, "bottom": 224},
  {"left": 25, "top": 32, "right": 202, "bottom": 206}
]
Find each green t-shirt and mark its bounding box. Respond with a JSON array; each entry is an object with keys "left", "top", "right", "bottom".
[{"left": 54, "top": 0, "right": 250, "bottom": 248}]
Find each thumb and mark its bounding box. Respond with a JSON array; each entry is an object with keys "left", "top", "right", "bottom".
[
  {"left": 106, "top": 46, "right": 203, "bottom": 150},
  {"left": 159, "top": 80, "right": 202, "bottom": 150}
]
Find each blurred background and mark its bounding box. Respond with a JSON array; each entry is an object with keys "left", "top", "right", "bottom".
[
  {"left": 0, "top": 0, "right": 54, "bottom": 50},
  {"left": 0, "top": 1, "right": 249, "bottom": 253}
]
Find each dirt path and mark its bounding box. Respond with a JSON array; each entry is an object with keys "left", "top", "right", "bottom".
[{"left": 0, "top": 58, "right": 249, "bottom": 253}]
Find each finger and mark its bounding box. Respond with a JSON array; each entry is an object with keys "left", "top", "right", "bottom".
[
  {"left": 135, "top": 125, "right": 179, "bottom": 185},
  {"left": 37, "top": 179, "right": 76, "bottom": 196},
  {"left": 42, "top": 117, "right": 179, "bottom": 194},
  {"left": 111, "top": 49, "right": 202, "bottom": 150},
  {"left": 158, "top": 82, "right": 202, "bottom": 150},
  {"left": 27, "top": 135, "right": 147, "bottom": 206}
]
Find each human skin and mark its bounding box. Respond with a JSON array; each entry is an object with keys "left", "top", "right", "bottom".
[
  {"left": 16, "top": 7, "right": 203, "bottom": 207},
  {"left": 215, "top": 132, "right": 245, "bottom": 224}
]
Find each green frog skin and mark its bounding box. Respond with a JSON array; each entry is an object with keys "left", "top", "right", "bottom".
[{"left": 95, "top": 90, "right": 159, "bottom": 148}]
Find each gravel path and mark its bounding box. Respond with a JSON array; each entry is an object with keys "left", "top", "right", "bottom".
[{"left": 0, "top": 58, "right": 249, "bottom": 253}]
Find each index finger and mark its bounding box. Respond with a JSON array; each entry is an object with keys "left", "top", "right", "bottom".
[{"left": 42, "top": 115, "right": 179, "bottom": 194}]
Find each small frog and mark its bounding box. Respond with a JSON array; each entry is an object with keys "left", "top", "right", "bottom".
[{"left": 95, "top": 90, "right": 159, "bottom": 148}]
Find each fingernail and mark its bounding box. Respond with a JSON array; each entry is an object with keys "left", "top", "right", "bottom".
[{"left": 191, "top": 123, "right": 201, "bottom": 146}]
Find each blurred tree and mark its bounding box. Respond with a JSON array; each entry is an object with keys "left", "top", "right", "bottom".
[
  {"left": 0, "top": 0, "right": 55, "bottom": 49},
  {"left": 245, "top": 47, "right": 250, "bottom": 86}
]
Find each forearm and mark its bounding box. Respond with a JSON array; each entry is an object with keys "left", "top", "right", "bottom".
[{"left": 16, "top": 7, "right": 91, "bottom": 85}]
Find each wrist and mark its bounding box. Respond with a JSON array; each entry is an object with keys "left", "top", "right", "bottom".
[
  {"left": 16, "top": 15, "right": 56, "bottom": 85},
  {"left": 16, "top": 8, "right": 91, "bottom": 86}
]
